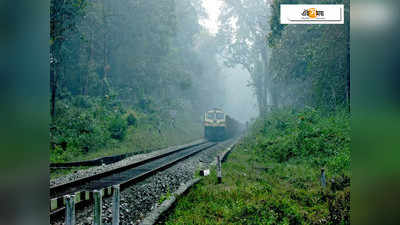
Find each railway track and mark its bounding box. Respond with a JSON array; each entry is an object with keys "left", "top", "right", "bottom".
[{"left": 49, "top": 141, "right": 216, "bottom": 221}]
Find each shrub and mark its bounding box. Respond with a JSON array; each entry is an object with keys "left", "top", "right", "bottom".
[
  {"left": 50, "top": 96, "right": 126, "bottom": 162},
  {"left": 73, "top": 95, "right": 93, "bottom": 108},
  {"left": 137, "top": 96, "right": 155, "bottom": 113},
  {"left": 127, "top": 113, "right": 137, "bottom": 126},
  {"left": 252, "top": 107, "right": 350, "bottom": 168},
  {"left": 108, "top": 115, "right": 128, "bottom": 140}
]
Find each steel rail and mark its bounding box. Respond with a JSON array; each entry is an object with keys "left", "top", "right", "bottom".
[
  {"left": 50, "top": 141, "right": 208, "bottom": 199},
  {"left": 49, "top": 141, "right": 217, "bottom": 221}
]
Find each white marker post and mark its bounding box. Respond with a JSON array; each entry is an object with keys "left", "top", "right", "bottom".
[
  {"left": 217, "top": 155, "right": 222, "bottom": 183},
  {"left": 93, "top": 190, "right": 102, "bottom": 225},
  {"left": 112, "top": 185, "right": 120, "bottom": 225},
  {"left": 321, "top": 168, "right": 326, "bottom": 188},
  {"left": 65, "top": 194, "right": 75, "bottom": 225}
]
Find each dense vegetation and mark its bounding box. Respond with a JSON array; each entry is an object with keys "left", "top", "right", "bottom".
[
  {"left": 218, "top": 0, "right": 350, "bottom": 113},
  {"left": 161, "top": 0, "right": 350, "bottom": 224},
  {"left": 50, "top": 0, "right": 351, "bottom": 222},
  {"left": 50, "top": 0, "right": 227, "bottom": 162},
  {"left": 50, "top": 97, "right": 202, "bottom": 162},
  {"left": 163, "top": 108, "right": 350, "bottom": 224},
  {"left": 50, "top": 0, "right": 350, "bottom": 161}
]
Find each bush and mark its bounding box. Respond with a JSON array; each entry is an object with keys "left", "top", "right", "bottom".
[
  {"left": 137, "top": 96, "right": 155, "bottom": 113},
  {"left": 126, "top": 113, "right": 137, "bottom": 126},
  {"left": 252, "top": 108, "right": 350, "bottom": 170},
  {"left": 50, "top": 96, "right": 127, "bottom": 162},
  {"left": 108, "top": 115, "right": 128, "bottom": 140}
]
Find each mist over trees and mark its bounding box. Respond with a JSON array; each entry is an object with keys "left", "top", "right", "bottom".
[
  {"left": 50, "top": 0, "right": 350, "bottom": 160},
  {"left": 218, "top": 0, "right": 350, "bottom": 114},
  {"left": 49, "top": 1, "right": 351, "bottom": 222},
  {"left": 50, "top": 0, "right": 226, "bottom": 159},
  {"left": 50, "top": 0, "right": 225, "bottom": 114}
]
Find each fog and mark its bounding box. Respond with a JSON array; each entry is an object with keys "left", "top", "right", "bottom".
[
  {"left": 49, "top": 0, "right": 349, "bottom": 160},
  {"left": 199, "top": 0, "right": 258, "bottom": 123},
  {"left": 220, "top": 64, "right": 259, "bottom": 123}
]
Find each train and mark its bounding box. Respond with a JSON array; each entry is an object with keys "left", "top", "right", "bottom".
[{"left": 203, "top": 108, "right": 241, "bottom": 141}]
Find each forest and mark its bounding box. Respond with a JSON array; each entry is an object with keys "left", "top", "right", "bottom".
[
  {"left": 50, "top": 0, "right": 349, "bottom": 162},
  {"left": 50, "top": 0, "right": 228, "bottom": 162},
  {"left": 162, "top": 1, "right": 350, "bottom": 223},
  {"left": 218, "top": 0, "right": 350, "bottom": 113},
  {"left": 50, "top": 0, "right": 350, "bottom": 223}
]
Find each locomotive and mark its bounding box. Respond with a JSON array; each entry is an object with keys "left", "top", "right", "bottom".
[{"left": 204, "top": 108, "right": 241, "bottom": 141}]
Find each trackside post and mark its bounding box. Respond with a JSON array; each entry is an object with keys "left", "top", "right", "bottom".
[
  {"left": 65, "top": 194, "right": 75, "bottom": 225},
  {"left": 112, "top": 185, "right": 120, "bottom": 225},
  {"left": 93, "top": 190, "right": 102, "bottom": 225},
  {"left": 321, "top": 168, "right": 326, "bottom": 188},
  {"left": 217, "top": 155, "right": 222, "bottom": 183}
]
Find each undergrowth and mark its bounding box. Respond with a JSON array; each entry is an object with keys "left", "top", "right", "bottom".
[
  {"left": 162, "top": 107, "right": 350, "bottom": 225},
  {"left": 50, "top": 95, "right": 202, "bottom": 163}
]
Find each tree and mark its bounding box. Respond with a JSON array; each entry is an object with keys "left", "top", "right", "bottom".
[
  {"left": 50, "top": 0, "right": 87, "bottom": 118},
  {"left": 217, "top": 0, "right": 350, "bottom": 112},
  {"left": 218, "top": 0, "right": 272, "bottom": 114}
]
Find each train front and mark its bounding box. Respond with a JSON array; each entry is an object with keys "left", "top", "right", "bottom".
[{"left": 204, "top": 109, "right": 226, "bottom": 141}]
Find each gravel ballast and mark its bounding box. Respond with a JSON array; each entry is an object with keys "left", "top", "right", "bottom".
[
  {"left": 51, "top": 138, "right": 238, "bottom": 225},
  {"left": 50, "top": 139, "right": 206, "bottom": 188}
]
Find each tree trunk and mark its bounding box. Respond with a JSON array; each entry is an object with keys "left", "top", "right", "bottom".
[
  {"left": 50, "top": 63, "right": 57, "bottom": 119},
  {"left": 346, "top": 0, "right": 350, "bottom": 112}
]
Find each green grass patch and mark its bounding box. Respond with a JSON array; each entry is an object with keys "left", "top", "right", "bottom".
[
  {"left": 50, "top": 96, "right": 204, "bottom": 178},
  {"left": 62, "top": 118, "right": 202, "bottom": 162},
  {"left": 162, "top": 108, "right": 350, "bottom": 224},
  {"left": 50, "top": 96, "right": 203, "bottom": 163},
  {"left": 159, "top": 188, "right": 174, "bottom": 205},
  {"left": 50, "top": 120, "right": 202, "bottom": 178},
  {"left": 50, "top": 166, "right": 90, "bottom": 179}
]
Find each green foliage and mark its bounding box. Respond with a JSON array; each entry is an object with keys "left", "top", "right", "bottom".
[
  {"left": 267, "top": 0, "right": 350, "bottom": 110},
  {"left": 126, "top": 113, "right": 137, "bottom": 127},
  {"left": 50, "top": 0, "right": 227, "bottom": 164},
  {"left": 218, "top": 0, "right": 349, "bottom": 112},
  {"left": 163, "top": 109, "right": 350, "bottom": 225},
  {"left": 268, "top": 0, "right": 289, "bottom": 47},
  {"left": 137, "top": 97, "right": 156, "bottom": 113},
  {"left": 50, "top": 96, "right": 125, "bottom": 162},
  {"left": 252, "top": 108, "right": 350, "bottom": 172},
  {"left": 159, "top": 188, "right": 173, "bottom": 205},
  {"left": 49, "top": 94, "right": 204, "bottom": 163},
  {"left": 108, "top": 115, "right": 128, "bottom": 140}
]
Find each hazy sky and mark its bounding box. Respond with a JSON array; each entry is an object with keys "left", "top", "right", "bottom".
[
  {"left": 221, "top": 65, "right": 259, "bottom": 123},
  {"left": 200, "top": 0, "right": 258, "bottom": 123},
  {"left": 199, "top": 0, "right": 258, "bottom": 122},
  {"left": 199, "top": 0, "right": 223, "bottom": 34}
]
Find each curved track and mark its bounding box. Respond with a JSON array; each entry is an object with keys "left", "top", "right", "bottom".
[{"left": 49, "top": 141, "right": 216, "bottom": 220}]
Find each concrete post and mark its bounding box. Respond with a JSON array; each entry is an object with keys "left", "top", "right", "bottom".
[
  {"left": 217, "top": 155, "right": 222, "bottom": 183},
  {"left": 112, "top": 185, "right": 120, "bottom": 225},
  {"left": 65, "top": 194, "right": 75, "bottom": 225},
  {"left": 321, "top": 168, "right": 326, "bottom": 188},
  {"left": 93, "top": 190, "right": 102, "bottom": 225}
]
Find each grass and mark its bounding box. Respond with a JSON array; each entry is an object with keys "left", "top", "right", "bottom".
[
  {"left": 161, "top": 108, "right": 350, "bottom": 225},
  {"left": 50, "top": 166, "right": 90, "bottom": 179},
  {"left": 70, "top": 118, "right": 202, "bottom": 162},
  {"left": 159, "top": 189, "right": 174, "bottom": 205},
  {"left": 50, "top": 116, "right": 203, "bottom": 179},
  {"left": 51, "top": 117, "right": 202, "bottom": 163},
  {"left": 50, "top": 96, "right": 204, "bottom": 164}
]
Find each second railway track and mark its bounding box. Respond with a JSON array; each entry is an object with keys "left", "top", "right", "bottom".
[{"left": 49, "top": 141, "right": 217, "bottom": 220}]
